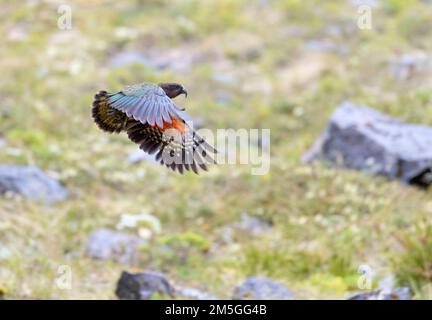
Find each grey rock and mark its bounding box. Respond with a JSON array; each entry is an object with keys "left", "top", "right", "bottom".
[
  {"left": 176, "top": 287, "right": 219, "bottom": 300},
  {"left": 390, "top": 51, "right": 430, "bottom": 81},
  {"left": 0, "top": 165, "right": 67, "bottom": 204},
  {"left": 85, "top": 228, "right": 144, "bottom": 264},
  {"left": 233, "top": 276, "right": 293, "bottom": 300},
  {"left": 348, "top": 287, "right": 411, "bottom": 300},
  {"left": 220, "top": 213, "right": 272, "bottom": 244},
  {"left": 303, "top": 102, "right": 432, "bottom": 187},
  {"left": 235, "top": 213, "right": 272, "bottom": 236},
  {"left": 115, "top": 271, "right": 175, "bottom": 300}
]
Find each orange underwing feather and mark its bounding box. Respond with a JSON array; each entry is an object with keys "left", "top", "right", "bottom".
[{"left": 159, "top": 117, "right": 186, "bottom": 133}]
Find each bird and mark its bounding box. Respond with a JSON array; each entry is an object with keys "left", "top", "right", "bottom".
[{"left": 92, "top": 82, "right": 216, "bottom": 174}]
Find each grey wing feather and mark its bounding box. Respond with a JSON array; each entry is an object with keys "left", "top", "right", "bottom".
[
  {"left": 161, "top": 104, "right": 172, "bottom": 123},
  {"left": 108, "top": 84, "right": 184, "bottom": 126}
]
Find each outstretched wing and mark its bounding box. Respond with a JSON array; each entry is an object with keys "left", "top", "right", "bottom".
[
  {"left": 92, "top": 83, "right": 216, "bottom": 174},
  {"left": 92, "top": 90, "right": 130, "bottom": 133},
  {"left": 126, "top": 120, "right": 217, "bottom": 174},
  {"left": 107, "top": 83, "right": 185, "bottom": 128}
]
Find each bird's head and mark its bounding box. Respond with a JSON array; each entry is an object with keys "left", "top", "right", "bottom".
[{"left": 158, "top": 83, "right": 188, "bottom": 99}]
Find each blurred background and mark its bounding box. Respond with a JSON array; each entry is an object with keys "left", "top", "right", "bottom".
[{"left": 1, "top": 0, "right": 432, "bottom": 299}]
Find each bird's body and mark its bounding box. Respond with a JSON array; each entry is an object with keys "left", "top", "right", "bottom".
[{"left": 92, "top": 82, "right": 216, "bottom": 174}]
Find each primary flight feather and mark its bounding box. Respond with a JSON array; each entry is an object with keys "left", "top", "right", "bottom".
[{"left": 92, "top": 82, "right": 216, "bottom": 174}]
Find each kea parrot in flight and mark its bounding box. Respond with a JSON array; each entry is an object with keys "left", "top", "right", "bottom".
[{"left": 92, "top": 82, "right": 216, "bottom": 174}]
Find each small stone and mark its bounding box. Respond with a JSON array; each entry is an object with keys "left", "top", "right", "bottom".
[
  {"left": 220, "top": 213, "right": 272, "bottom": 244},
  {"left": 348, "top": 287, "right": 411, "bottom": 300},
  {"left": 390, "top": 51, "right": 430, "bottom": 81},
  {"left": 115, "top": 271, "right": 175, "bottom": 300},
  {"left": 235, "top": 213, "right": 272, "bottom": 236},
  {"left": 233, "top": 276, "right": 293, "bottom": 300},
  {"left": 0, "top": 165, "right": 67, "bottom": 204},
  {"left": 85, "top": 228, "right": 145, "bottom": 264},
  {"left": 176, "top": 287, "right": 219, "bottom": 300}
]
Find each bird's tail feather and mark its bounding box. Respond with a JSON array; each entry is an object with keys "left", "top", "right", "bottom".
[
  {"left": 92, "top": 91, "right": 129, "bottom": 133},
  {"left": 126, "top": 122, "right": 216, "bottom": 175}
]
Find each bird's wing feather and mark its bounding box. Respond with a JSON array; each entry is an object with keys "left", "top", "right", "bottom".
[
  {"left": 107, "top": 83, "right": 184, "bottom": 126},
  {"left": 126, "top": 120, "right": 216, "bottom": 174}
]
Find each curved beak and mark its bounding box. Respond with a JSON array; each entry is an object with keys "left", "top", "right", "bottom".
[{"left": 181, "top": 88, "right": 188, "bottom": 98}]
